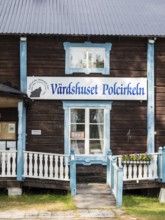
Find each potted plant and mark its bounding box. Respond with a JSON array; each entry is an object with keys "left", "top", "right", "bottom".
[{"left": 122, "top": 153, "right": 152, "bottom": 164}]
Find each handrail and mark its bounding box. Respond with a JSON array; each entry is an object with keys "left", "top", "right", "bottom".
[{"left": 24, "top": 150, "right": 69, "bottom": 157}]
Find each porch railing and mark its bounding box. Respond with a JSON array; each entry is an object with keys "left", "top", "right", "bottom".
[
  {"left": 23, "top": 151, "right": 70, "bottom": 181},
  {"left": 107, "top": 154, "right": 123, "bottom": 207},
  {"left": 0, "top": 150, "right": 17, "bottom": 177},
  {"left": 115, "top": 153, "right": 160, "bottom": 182}
]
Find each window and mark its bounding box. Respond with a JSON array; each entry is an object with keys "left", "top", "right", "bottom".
[
  {"left": 64, "top": 42, "right": 112, "bottom": 75},
  {"left": 63, "top": 101, "right": 112, "bottom": 164},
  {"left": 70, "top": 108, "right": 104, "bottom": 155}
]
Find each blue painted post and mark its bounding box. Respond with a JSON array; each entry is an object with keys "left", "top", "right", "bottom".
[
  {"left": 106, "top": 149, "right": 112, "bottom": 185},
  {"left": 63, "top": 104, "right": 70, "bottom": 155},
  {"left": 116, "top": 166, "right": 123, "bottom": 207},
  {"left": 70, "top": 149, "right": 76, "bottom": 196},
  {"left": 162, "top": 147, "right": 165, "bottom": 182},
  {"left": 147, "top": 39, "right": 155, "bottom": 153},
  {"left": 17, "top": 101, "right": 23, "bottom": 180},
  {"left": 20, "top": 37, "right": 27, "bottom": 152},
  {"left": 158, "top": 147, "right": 163, "bottom": 182},
  {"left": 110, "top": 157, "right": 117, "bottom": 194}
]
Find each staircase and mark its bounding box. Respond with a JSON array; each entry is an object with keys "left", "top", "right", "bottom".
[{"left": 73, "top": 183, "right": 116, "bottom": 208}]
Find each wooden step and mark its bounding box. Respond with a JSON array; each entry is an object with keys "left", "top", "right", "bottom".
[
  {"left": 74, "top": 183, "right": 116, "bottom": 208},
  {"left": 77, "top": 183, "right": 111, "bottom": 194}
]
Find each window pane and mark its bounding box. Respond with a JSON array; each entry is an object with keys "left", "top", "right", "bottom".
[
  {"left": 70, "top": 48, "right": 87, "bottom": 68},
  {"left": 89, "top": 140, "right": 104, "bottom": 154},
  {"left": 90, "top": 109, "right": 104, "bottom": 123},
  {"left": 71, "top": 124, "right": 85, "bottom": 132},
  {"left": 90, "top": 125, "right": 104, "bottom": 139},
  {"left": 71, "top": 124, "right": 85, "bottom": 138},
  {"left": 71, "top": 140, "right": 85, "bottom": 154},
  {"left": 88, "top": 48, "right": 105, "bottom": 68},
  {"left": 71, "top": 109, "right": 85, "bottom": 123}
]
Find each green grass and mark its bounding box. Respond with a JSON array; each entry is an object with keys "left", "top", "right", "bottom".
[
  {"left": 122, "top": 195, "right": 165, "bottom": 220},
  {"left": 0, "top": 193, "right": 76, "bottom": 211}
]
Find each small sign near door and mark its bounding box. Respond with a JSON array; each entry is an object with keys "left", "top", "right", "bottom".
[{"left": 31, "top": 130, "right": 42, "bottom": 135}]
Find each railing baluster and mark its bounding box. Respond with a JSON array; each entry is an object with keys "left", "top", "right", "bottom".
[
  {"left": 2, "top": 152, "right": 6, "bottom": 176},
  {"left": 13, "top": 152, "right": 16, "bottom": 176},
  {"left": 148, "top": 163, "right": 153, "bottom": 178},
  {"left": 44, "top": 155, "right": 48, "bottom": 178},
  {"left": 55, "top": 155, "right": 58, "bottom": 179},
  {"left": 65, "top": 156, "right": 69, "bottom": 180},
  {"left": 128, "top": 164, "right": 132, "bottom": 180},
  {"left": 138, "top": 162, "right": 143, "bottom": 179},
  {"left": 34, "top": 153, "right": 38, "bottom": 177},
  {"left": 133, "top": 163, "right": 138, "bottom": 180},
  {"left": 39, "top": 154, "right": 43, "bottom": 178},
  {"left": 60, "top": 156, "right": 64, "bottom": 180},
  {"left": 143, "top": 164, "right": 147, "bottom": 179},
  {"left": 49, "top": 155, "right": 53, "bottom": 179},
  {"left": 24, "top": 152, "right": 27, "bottom": 177},
  {"left": 29, "top": 153, "right": 33, "bottom": 177},
  {"left": 7, "top": 152, "right": 11, "bottom": 176},
  {"left": 123, "top": 163, "right": 127, "bottom": 181}
]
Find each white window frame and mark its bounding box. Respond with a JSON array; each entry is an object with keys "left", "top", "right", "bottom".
[
  {"left": 63, "top": 42, "right": 112, "bottom": 75},
  {"left": 63, "top": 101, "right": 112, "bottom": 165},
  {"left": 70, "top": 107, "right": 105, "bottom": 155}
]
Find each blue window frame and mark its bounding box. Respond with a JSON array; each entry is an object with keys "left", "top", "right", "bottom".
[
  {"left": 63, "top": 42, "right": 112, "bottom": 75},
  {"left": 63, "top": 101, "right": 112, "bottom": 165}
]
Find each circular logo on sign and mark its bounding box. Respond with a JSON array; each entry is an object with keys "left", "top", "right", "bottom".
[{"left": 29, "top": 79, "right": 49, "bottom": 98}]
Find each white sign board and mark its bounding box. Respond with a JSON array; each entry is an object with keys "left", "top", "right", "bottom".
[
  {"left": 31, "top": 130, "right": 42, "bottom": 135},
  {"left": 27, "top": 77, "right": 147, "bottom": 100}
]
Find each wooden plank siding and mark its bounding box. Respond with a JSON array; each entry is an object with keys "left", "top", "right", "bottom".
[
  {"left": 0, "top": 36, "right": 20, "bottom": 88},
  {"left": 155, "top": 39, "right": 165, "bottom": 150},
  {"left": 110, "top": 38, "right": 147, "bottom": 155}
]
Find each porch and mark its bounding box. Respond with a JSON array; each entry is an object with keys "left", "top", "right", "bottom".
[{"left": 0, "top": 148, "right": 165, "bottom": 207}]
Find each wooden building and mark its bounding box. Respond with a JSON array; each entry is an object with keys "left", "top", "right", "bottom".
[{"left": 0, "top": 0, "right": 165, "bottom": 201}]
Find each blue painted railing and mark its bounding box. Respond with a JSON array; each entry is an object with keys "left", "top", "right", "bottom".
[
  {"left": 106, "top": 151, "right": 123, "bottom": 207},
  {"left": 70, "top": 149, "right": 76, "bottom": 196},
  {"left": 158, "top": 147, "right": 165, "bottom": 182}
]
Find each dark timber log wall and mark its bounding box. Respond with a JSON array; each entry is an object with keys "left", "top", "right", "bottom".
[
  {"left": 110, "top": 38, "right": 147, "bottom": 155},
  {"left": 0, "top": 36, "right": 20, "bottom": 88},
  {"left": 155, "top": 39, "right": 165, "bottom": 151}
]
